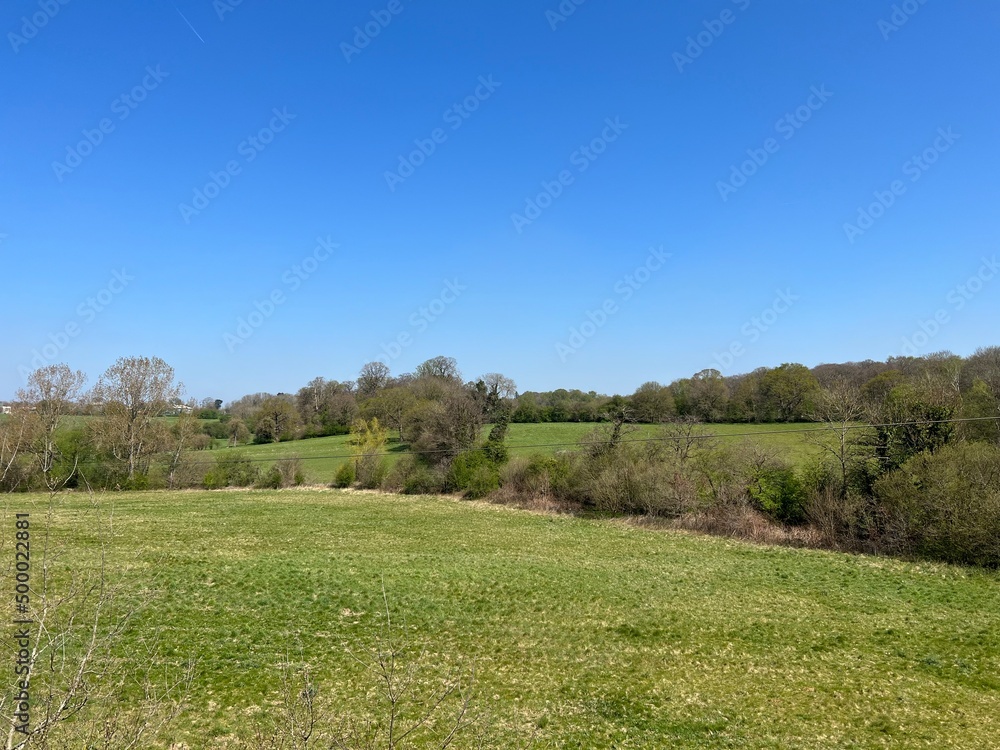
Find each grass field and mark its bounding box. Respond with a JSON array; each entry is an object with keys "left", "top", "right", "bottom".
[
  {"left": 204, "top": 422, "right": 834, "bottom": 484},
  {"left": 8, "top": 489, "right": 999, "bottom": 748}
]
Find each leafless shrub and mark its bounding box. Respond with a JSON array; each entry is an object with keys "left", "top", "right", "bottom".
[
  {"left": 1, "top": 495, "right": 194, "bottom": 749},
  {"left": 673, "top": 505, "right": 820, "bottom": 548},
  {"left": 232, "top": 590, "right": 528, "bottom": 750}
]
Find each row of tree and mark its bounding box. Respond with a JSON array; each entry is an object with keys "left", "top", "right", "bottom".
[
  {"left": 2, "top": 349, "right": 999, "bottom": 492},
  {"left": 218, "top": 350, "right": 999, "bottom": 448}
]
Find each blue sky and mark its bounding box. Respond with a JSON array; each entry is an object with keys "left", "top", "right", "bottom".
[{"left": 3, "top": 0, "right": 998, "bottom": 401}]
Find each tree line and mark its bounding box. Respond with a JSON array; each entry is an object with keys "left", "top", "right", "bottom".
[{"left": 3, "top": 349, "right": 1000, "bottom": 567}]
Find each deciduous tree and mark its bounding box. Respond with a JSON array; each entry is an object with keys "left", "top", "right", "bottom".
[
  {"left": 92, "top": 356, "right": 182, "bottom": 482},
  {"left": 17, "top": 364, "right": 86, "bottom": 487}
]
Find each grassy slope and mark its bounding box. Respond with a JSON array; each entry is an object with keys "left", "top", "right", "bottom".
[
  {"left": 10, "top": 490, "right": 999, "bottom": 748},
  {"left": 207, "top": 422, "right": 832, "bottom": 484}
]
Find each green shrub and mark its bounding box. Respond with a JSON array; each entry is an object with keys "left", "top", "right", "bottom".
[
  {"left": 464, "top": 464, "right": 500, "bottom": 499},
  {"left": 448, "top": 451, "right": 496, "bottom": 492},
  {"left": 333, "top": 461, "right": 356, "bottom": 488},
  {"left": 256, "top": 466, "right": 283, "bottom": 489},
  {"left": 404, "top": 467, "right": 441, "bottom": 495},
  {"left": 383, "top": 454, "right": 445, "bottom": 494},
  {"left": 749, "top": 466, "right": 807, "bottom": 524},
  {"left": 204, "top": 451, "right": 260, "bottom": 489},
  {"left": 356, "top": 453, "right": 389, "bottom": 489},
  {"left": 500, "top": 454, "right": 555, "bottom": 495},
  {"left": 873, "top": 442, "right": 1000, "bottom": 567},
  {"left": 582, "top": 445, "right": 698, "bottom": 517}
]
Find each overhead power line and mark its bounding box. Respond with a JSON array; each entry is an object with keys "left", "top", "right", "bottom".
[{"left": 54, "top": 415, "right": 1000, "bottom": 468}]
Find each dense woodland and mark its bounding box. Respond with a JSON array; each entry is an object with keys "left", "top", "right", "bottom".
[{"left": 3, "top": 348, "right": 1000, "bottom": 566}]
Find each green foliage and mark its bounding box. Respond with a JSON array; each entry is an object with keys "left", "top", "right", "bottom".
[
  {"left": 748, "top": 466, "right": 807, "bottom": 524},
  {"left": 332, "top": 461, "right": 355, "bottom": 488},
  {"left": 402, "top": 464, "right": 444, "bottom": 495},
  {"left": 873, "top": 442, "right": 1000, "bottom": 567},
  {"left": 482, "top": 412, "right": 511, "bottom": 465},
  {"left": 959, "top": 379, "right": 1000, "bottom": 443},
  {"left": 350, "top": 417, "right": 390, "bottom": 489},
  {"left": 204, "top": 451, "right": 260, "bottom": 489},
  {"left": 869, "top": 382, "right": 958, "bottom": 470},
  {"left": 257, "top": 458, "right": 305, "bottom": 489},
  {"left": 203, "top": 420, "right": 230, "bottom": 440},
  {"left": 499, "top": 453, "right": 569, "bottom": 497},
  {"left": 355, "top": 453, "right": 389, "bottom": 489},
  {"left": 759, "top": 363, "right": 821, "bottom": 422},
  {"left": 257, "top": 465, "right": 283, "bottom": 489},
  {"left": 251, "top": 396, "right": 300, "bottom": 444},
  {"left": 448, "top": 450, "right": 499, "bottom": 498}
]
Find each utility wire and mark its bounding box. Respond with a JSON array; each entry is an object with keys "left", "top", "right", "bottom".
[{"left": 50, "top": 415, "right": 1000, "bottom": 468}]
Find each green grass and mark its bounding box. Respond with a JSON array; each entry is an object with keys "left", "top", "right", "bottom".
[
  {"left": 208, "top": 422, "right": 834, "bottom": 484},
  {"left": 8, "top": 490, "right": 999, "bottom": 748}
]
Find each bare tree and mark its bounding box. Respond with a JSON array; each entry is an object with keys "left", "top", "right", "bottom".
[
  {"left": 414, "top": 357, "right": 461, "bottom": 383},
  {"left": 91, "top": 357, "right": 183, "bottom": 482},
  {"left": 363, "top": 388, "right": 417, "bottom": 443},
  {"left": 658, "top": 417, "right": 716, "bottom": 463},
  {"left": 165, "top": 411, "right": 204, "bottom": 489},
  {"left": 0, "top": 409, "right": 31, "bottom": 492},
  {"left": 358, "top": 362, "right": 391, "bottom": 399},
  {"left": 478, "top": 373, "right": 517, "bottom": 402},
  {"left": 808, "top": 381, "right": 867, "bottom": 498},
  {"left": 17, "top": 365, "right": 87, "bottom": 488}
]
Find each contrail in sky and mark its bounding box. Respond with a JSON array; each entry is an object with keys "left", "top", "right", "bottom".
[{"left": 174, "top": 4, "right": 206, "bottom": 43}]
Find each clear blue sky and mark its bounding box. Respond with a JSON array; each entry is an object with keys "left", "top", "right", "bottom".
[{"left": 4, "top": 0, "right": 998, "bottom": 401}]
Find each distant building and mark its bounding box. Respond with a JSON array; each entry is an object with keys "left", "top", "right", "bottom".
[
  {"left": 1, "top": 404, "right": 11, "bottom": 415},
  {"left": 162, "top": 402, "right": 195, "bottom": 417}
]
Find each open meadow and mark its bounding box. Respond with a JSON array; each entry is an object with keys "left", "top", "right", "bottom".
[
  {"left": 5, "top": 489, "right": 998, "bottom": 748},
  {"left": 202, "top": 422, "right": 833, "bottom": 485}
]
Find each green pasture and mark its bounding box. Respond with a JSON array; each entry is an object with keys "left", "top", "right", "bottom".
[{"left": 6, "top": 490, "right": 997, "bottom": 748}]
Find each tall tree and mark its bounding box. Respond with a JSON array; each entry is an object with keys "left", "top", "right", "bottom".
[
  {"left": 17, "top": 364, "right": 86, "bottom": 486},
  {"left": 808, "top": 381, "right": 867, "bottom": 497},
  {"left": 414, "top": 356, "right": 461, "bottom": 382},
  {"left": 92, "top": 356, "right": 182, "bottom": 481},
  {"left": 363, "top": 386, "right": 417, "bottom": 442},
  {"left": 688, "top": 369, "right": 729, "bottom": 422},
  {"left": 629, "top": 381, "right": 676, "bottom": 423},
  {"left": 357, "top": 361, "right": 391, "bottom": 399},
  {"left": 759, "top": 363, "right": 821, "bottom": 422},
  {"left": 252, "top": 396, "right": 301, "bottom": 443}
]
